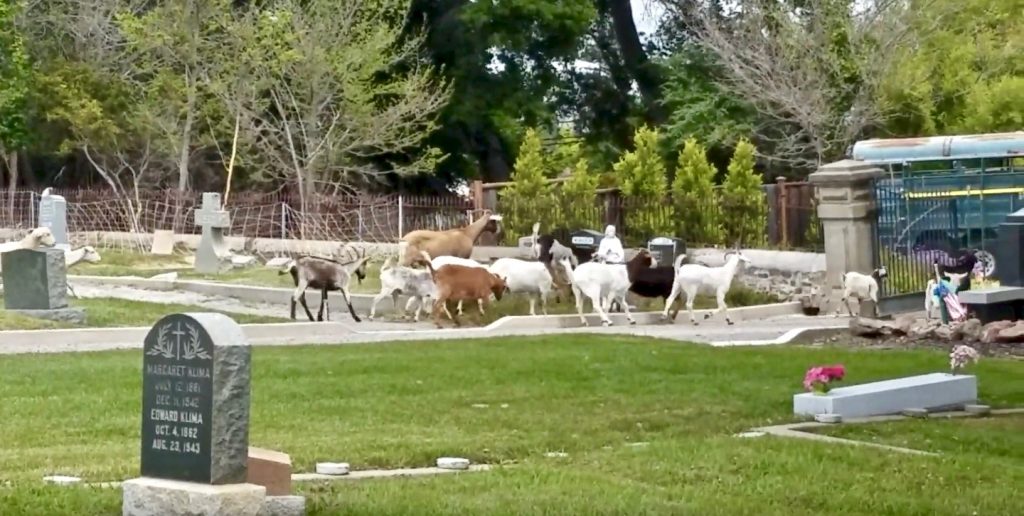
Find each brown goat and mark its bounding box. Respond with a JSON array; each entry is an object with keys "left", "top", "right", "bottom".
[
  {"left": 400, "top": 210, "right": 502, "bottom": 265},
  {"left": 420, "top": 251, "right": 508, "bottom": 328}
]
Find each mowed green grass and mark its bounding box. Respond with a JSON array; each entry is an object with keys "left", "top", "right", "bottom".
[
  {"left": 0, "top": 336, "right": 1023, "bottom": 515},
  {"left": 0, "top": 296, "right": 287, "bottom": 331},
  {"left": 815, "top": 414, "right": 1024, "bottom": 460}
]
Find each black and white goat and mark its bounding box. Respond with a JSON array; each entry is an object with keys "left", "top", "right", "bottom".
[
  {"left": 281, "top": 249, "right": 369, "bottom": 322},
  {"left": 833, "top": 266, "right": 887, "bottom": 318},
  {"left": 530, "top": 222, "right": 578, "bottom": 302}
]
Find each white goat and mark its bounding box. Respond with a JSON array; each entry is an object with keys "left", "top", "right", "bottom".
[
  {"left": 569, "top": 256, "right": 637, "bottom": 327},
  {"left": 368, "top": 256, "right": 435, "bottom": 322},
  {"left": 65, "top": 246, "right": 102, "bottom": 267},
  {"left": 924, "top": 270, "right": 970, "bottom": 320},
  {"left": 833, "top": 267, "right": 887, "bottom": 318},
  {"left": 662, "top": 250, "right": 751, "bottom": 325},
  {"left": 487, "top": 256, "right": 570, "bottom": 316}
]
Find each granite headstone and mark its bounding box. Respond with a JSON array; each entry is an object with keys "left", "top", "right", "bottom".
[
  {"left": 140, "top": 312, "right": 251, "bottom": 484},
  {"left": 960, "top": 208, "right": 1024, "bottom": 322},
  {"left": 994, "top": 207, "right": 1024, "bottom": 287},
  {"left": 38, "top": 190, "right": 70, "bottom": 251},
  {"left": 193, "top": 193, "right": 231, "bottom": 274},
  {"left": 0, "top": 247, "right": 85, "bottom": 323}
]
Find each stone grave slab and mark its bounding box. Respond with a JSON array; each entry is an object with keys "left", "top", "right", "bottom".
[
  {"left": 38, "top": 190, "right": 70, "bottom": 251},
  {"left": 1, "top": 248, "right": 85, "bottom": 323},
  {"left": 126, "top": 312, "right": 264, "bottom": 516},
  {"left": 151, "top": 230, "right": 175, "bottom": 256},
  {"left": 194, "top": 192, "right": 231, "bottom": 274},
  {"left": 793, "top": 373, "right": 977, "bottom": 419}
]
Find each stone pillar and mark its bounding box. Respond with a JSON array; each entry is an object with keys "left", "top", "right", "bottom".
[{"left": 808, "top": 160, "right": 883, "bottom": 315}]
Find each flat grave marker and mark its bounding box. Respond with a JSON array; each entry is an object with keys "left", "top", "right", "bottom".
[{"left": 793, "top": 372, "right": 978, "bottom": 419}]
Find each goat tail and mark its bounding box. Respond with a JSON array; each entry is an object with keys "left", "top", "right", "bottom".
[{"left": 673, "top": 253, "right": 687, "bottom": 272}]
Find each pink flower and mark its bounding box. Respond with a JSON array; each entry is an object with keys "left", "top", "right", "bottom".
[{"left": 803, "top": 364, "right": 846, "bottom": 392}]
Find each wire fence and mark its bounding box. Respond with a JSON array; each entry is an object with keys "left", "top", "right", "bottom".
[{"left": 0, "top": 184, "right": 824, "bottom": 253}]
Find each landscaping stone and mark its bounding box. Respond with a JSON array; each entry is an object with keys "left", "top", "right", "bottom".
[
  {"left": 981, "top": 320, "right": 1015, "bottom": 343},
  {"left": 258, "top": 495, "right": 306, "bottom": 516},
  {"left": 960, "top": 318, "right": 983, "bottom": 342},
  {"left": 794, "top": 373, "right": 978, "bottom": 418},
  {"left": 315, "top": 463, "right": 349, "bottom": 476},
  {"left": 247, "top": 447, "right": 292, "bottom": 496},
  {"left": 995, "top": 321, "right": 1024, "bottom": 343}
]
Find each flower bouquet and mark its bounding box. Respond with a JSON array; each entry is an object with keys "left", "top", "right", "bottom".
[
  {"left": 803, "top": 365, "right": 846, "bottom": 394},
  {"left": 949, "top": 345, "right": 980, "bottom": 374}
]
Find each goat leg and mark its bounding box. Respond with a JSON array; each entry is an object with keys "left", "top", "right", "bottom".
[
  {"left": 339, "top": 287, "right": 361, "bottom": 323},
  {"left": 662, "top": 283, "right": 682, "bottom": 322},
  {"left": 316, "top": 289, "right": 327, "bottom": 322},
  {"left": 298, "top": 291, "right": 316, "bottom": 321},
  {"left": 573, "top": 284, "right": 588, "bottom": 327},
  {"left": 450, "top": 301, "right": 462, "bottom": 327},
  {"left": 618, "top": 292, "right": 636, "bottom": 325},
  {"left": 710, "top": 290, "right": 732, "bottom": 325},
  {"left": 432, "top": 298, "right": 444, "bottom": 328},
  {"left": 686, "top": 291, "right": 698, "bottom": 326},
  {"left": 477, "top": 298, "right": 485, "bottom": 316}
]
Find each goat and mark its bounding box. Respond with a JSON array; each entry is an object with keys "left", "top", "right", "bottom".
[
  {"left": 621, "top": 248, "right": 675, "bottom": 308},
  {"left": 368, "top": 255, "right": 435, "bottom": 322},
  {"left": 925, "top": 270, "right": 971, "bottom": 320},
  {"left": 281, "top": 249, "right": 369, "bottom": 323},
  {"left": 832, "top": 267, "right": 888, "bottom": 318},
  {"left": 65, "top": 246, "right": 102, "bottom": 267},
  {"left": 569, "top": 249, "right": 655, "bottom": 327},
  {"left": 63, "top": 246, "right": 102, "bottom": 299},
  {"left": 662, "top": 249, "right": 752, "bottom": 325},
  {"left": 530, "top": 222, "right": 577, "bottom": 303},
  {"left": 418, "top": 254, "right": 490, "bottom": 315},
  {"left": 400, "top": 210, "right": 502, "bottom": 266},
  {"left": 936, "top": 252, "right": 978, "bottom": 291},
  {"left": 0, "top": 227, "right": 57, "bottom": 269},
  {"left": 487, "top": 256, "right": 572, "bottom": 316},
  {"left": 420, "top": 251, "right": 508, "bottom": 328}
]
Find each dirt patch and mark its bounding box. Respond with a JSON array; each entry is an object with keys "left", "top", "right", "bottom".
[{"left": 791, "top": 332, "right": 1024, "bottom": 359}]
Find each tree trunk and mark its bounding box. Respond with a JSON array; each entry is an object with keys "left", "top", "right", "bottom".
[
  {"left": 172, "top": 72, "right": 197, "bottom": 232},
  {"left": 5, "top": 150, "right": 19, "bottom": 224},
  {"left": 606, "top": 0, "right": 666, "bottom": 124}
]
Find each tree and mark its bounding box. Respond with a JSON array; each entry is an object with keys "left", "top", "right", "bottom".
[
  {"left": 720, "top": 138, "right": 766, "bottom": 246},
  {"left": 560, "top": 156, "right": 601, "bottom": 231},
  {"left": 673, "top": 0, "right": 918, "bottom": 174},
  {"left": 671, "top": 137, "right": 722, "bottom": 245},
  {"left": 500, "top": 128, "right": 560, "bottom": 242},
  {"left": 615, "top": 125, "right": 672, "bottom": 244},
  {"left": 229, "top": 0, "right": 451, "bottom": 224},
  {"left": 0, "top": 0, "right": 31, "bottom": 218}
]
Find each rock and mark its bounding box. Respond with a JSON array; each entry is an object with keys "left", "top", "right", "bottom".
[
  {"left": 995, "top": 322, "right": 1024, "bottom": 343},
  {"left": 892, "top": 315, "right": 917, "bottom": 335},
  {"left": 960, "top": 318, "right": 983, "bottom": 342},
  {"left": 850, "top": 317, "right": 899, "bottom": 337},
  {"left": 259, "top": 496, "right": 306, "bottom": 516},
  {"left": 981, "top": 320, "right": 1015, "bottom": 344},
  {"left": 908, "top": 319, "right": 941, "bottom": 340},
  {"left": 232, "top": 255, "right": 258, "bottom": 268},
  {"left": 935, "top": 325, "right": 963, "bottom": 341}
]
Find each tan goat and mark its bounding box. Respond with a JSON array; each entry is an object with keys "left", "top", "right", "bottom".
[
  {"left": 400, "top": 210, "right": 502, "bottom": 266},
  {"left": 421, "top": 251, "right": 508, "bottom": 328}
]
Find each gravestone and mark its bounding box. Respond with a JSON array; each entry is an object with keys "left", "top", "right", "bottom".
[
  {"left": 0, "top": 248, "right": 85, "bottom": 323},
  {"left": 38, "top": 190, "right": 70, "bottom": 251},
  {"left": 960, "top": 208, "right": 1024, "bottom": 322},
  {"left": 793, "top": 372, "right": 977, "bottom": 419},
  {"left": 122, "top": 312, "right": 265, "bottom": 516},
  {"left": 194, "top": 193, "right": 231, "bottom": 274},
  {"left": 151, "top": 230, "right": 175, "bottom": 256}
]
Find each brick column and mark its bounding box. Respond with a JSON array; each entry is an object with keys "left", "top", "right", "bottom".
[{"left": 809, "top": 160, "right": 883, "bottom": 315}]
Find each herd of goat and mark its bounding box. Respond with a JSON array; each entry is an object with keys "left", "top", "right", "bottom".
[{"left": 281, "top": 211, "right": 759, "bottom": 328}]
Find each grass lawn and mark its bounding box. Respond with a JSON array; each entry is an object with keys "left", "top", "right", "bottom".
[
  {"left": 0, "top": 296, "right": 287, "bottom": 330},
  {"left": 813, "top": 414, "right": 1024, "bottom": 460},
  {"left": 0, "top": 336, "right": 1023, "bottom": 514}
]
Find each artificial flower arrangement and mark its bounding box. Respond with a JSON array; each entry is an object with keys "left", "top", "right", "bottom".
[
  {"left": 949, "top": 344, "right": 980, "bottom": 373},
  {"left": 803, "top": 365, "right": 846, "bottom": 394}
]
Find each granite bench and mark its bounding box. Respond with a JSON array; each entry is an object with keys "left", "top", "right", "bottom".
[{"left": 958, "top": 286, "right": 1024, "bottom": 324}]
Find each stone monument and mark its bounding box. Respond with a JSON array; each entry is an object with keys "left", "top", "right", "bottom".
[
  {"left": 38, "top": 189, "right": 70, "bottom": 251},
  {"left": 959, "top": 208, "right": 1024, "bottom": 322},
  {"left": 0, "top": 248, "right": 85, "bottom": 323},
  {"left": 194, "top": 193, "right": 231, "bottom": 274},
  {"left": 122, "top": 312, "right": 265, "bottom": 516}
]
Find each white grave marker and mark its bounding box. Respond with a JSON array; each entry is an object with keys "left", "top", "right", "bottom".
[
  {"left": 38, "top": 189, "right": 70, "bottom": 251},
  {"left": 793, "top": 372, "right": 978, "bottom": 419}
]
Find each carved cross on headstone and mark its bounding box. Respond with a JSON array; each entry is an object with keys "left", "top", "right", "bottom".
[{"left": 193, "top": 192, "right": 231, "bottom": 274}]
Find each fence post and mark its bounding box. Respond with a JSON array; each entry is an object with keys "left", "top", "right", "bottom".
[
  {"left": 397, "top": 194, "right": 404, "bottom": 240},
  {"left": 279, "top": 202, "right": 286, "bottom": 240},
  {"left": 808, "top": 160, "right": 883, "bottom": 316},
  {"left": 777, "top": 176, "right": 789, "bottom": 248},
  {"left": 471, "top": 180, "right": 484, "bottom": 212}
]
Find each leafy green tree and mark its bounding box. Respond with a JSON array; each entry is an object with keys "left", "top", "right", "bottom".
[
  {"left": 500, "top": 128, "right": 560, "bottom": 242},
  {"left": 547, "top": 127, "right": 581, "bottom": 178},
  {"left": 0, "top": 0, "right": 31, "bottom": 215},
  {"left": 615, "top": 125, "right": 672, "bottom": 244},
  {"left": 559, "top": 157, "right": 600, "bottom": 231},
  {"left": 671, "top": 137, "right": 722, "bottom": 246},
  {"left": 958, "top": 76, "right": 1024, "bottom": 134},
  {"left": 720, "top": 138, "right": 766, "bottom": 247}
]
